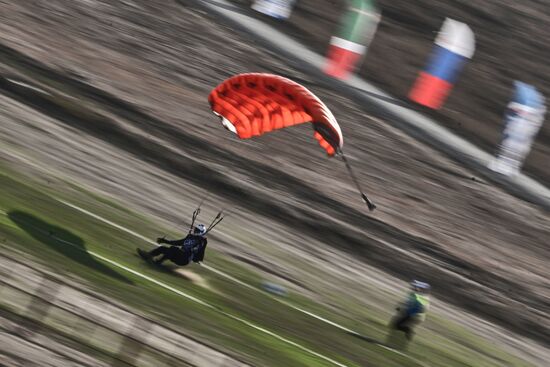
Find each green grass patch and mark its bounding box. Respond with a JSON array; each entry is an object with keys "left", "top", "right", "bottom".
[{"left": 0, "top": 164, "right": 536, "bottom": 367}]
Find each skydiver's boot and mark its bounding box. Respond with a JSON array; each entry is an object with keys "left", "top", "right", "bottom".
[{"left": 137, "top": 248, "right": 152, "bottom": 261}]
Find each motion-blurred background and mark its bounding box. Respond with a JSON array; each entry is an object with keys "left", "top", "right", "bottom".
[{"left": 0, "top": 1, "right": 548, "bottom": 366}]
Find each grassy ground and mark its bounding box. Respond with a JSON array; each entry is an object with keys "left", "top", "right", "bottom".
[{"left": 0, "top": 162, "right": 534, "bottom": 367}]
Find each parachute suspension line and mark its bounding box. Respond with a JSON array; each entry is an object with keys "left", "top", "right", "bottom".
[
  {"left": 189, "top": 199, "right": 204, "bottom": 232},
  {"left": 205, "top": 211, "right": 224, "bottom": 235},
  {"left": 160, "top": 197, "right": 207, "bottom": 242},
  {"left": 339, "top": 149, "right": 377, "bottom": 211},
  {"left": 190, "top": 196, "right": 230, "bottom": 235}
]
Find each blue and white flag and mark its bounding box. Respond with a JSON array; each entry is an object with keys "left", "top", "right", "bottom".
[
  {"left": 251, "top": 0, "right": 296, "bottom": 20},
  {"left": 489, "top": 82, "right": 546, "bottom": 176}
]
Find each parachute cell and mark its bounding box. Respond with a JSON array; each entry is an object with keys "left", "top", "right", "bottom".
[{"left": 208, "top": 73, "right": 343, "bottom": 156}]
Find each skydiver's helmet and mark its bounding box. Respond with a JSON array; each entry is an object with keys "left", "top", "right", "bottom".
[
  {"left": 193, "top": 224, "right": 206, "bottom": 236},
  {"left": 411, "top": 280, "right": 431, "bottom": 294}
]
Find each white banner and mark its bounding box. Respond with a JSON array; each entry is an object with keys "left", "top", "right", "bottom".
[
  {"left": 489, "top": 82, "right": 546, "bottom": 176},
  {"left": 251, "top": 0, "right": 296, "bottom": 20}
]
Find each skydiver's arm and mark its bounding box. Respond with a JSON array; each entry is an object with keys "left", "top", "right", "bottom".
[{"left": 156, "top": 237, "right": 186, "bottom": 246}]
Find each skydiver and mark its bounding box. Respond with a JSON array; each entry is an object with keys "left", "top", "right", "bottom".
[
  {"left": 137, "top": 224, "right": 208, "bottom": 266},
  {"left": 137, "top": 205, "right": 224, "bottom": 266},
  {"left": 389, "top": 280, "right": 431, "bottom": 342}
]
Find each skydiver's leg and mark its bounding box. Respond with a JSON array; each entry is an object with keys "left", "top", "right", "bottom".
[
  {"left": 154, "top": 255, "right": 168, "bottom": 264},
  {"left": 143, "top": 246, "right": 172, "bottom": 264},
  {"left": 166, "top": 246, "right": 190, "bottom": 266},
  {"left": 156, "top": 246, "right": 190, "bottom": 266},
  {"left": 137, "top": 248, "right": 152, "bottom": 261},
  {"left": 149, "top": 246, "right": 169, "bottom": 257}
]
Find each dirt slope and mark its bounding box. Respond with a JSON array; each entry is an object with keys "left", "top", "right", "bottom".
[{"left": 231, "top": 0, "right": 550, "bottom": 185}]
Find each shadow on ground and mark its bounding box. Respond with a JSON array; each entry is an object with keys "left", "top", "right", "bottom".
[{"left": 8, "top": 211, "right": 133, "bottom": 285}]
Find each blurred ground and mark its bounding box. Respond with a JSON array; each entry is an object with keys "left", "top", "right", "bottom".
[
  {"left": 230, "top": 0, "right": 550, "bottom": 185},
  {"left": 0, "top": 0, "right": 549, "bottom": 364},
  {"left": 0, "top": 251, "right": 246, "bottom": 367}
]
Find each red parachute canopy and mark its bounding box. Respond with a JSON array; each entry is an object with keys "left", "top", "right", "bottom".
[{"left": 208, "top": 73, "right": 343, "bottom": 156}]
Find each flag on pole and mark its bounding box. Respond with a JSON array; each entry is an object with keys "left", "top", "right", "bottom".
[
  {"left": 489, "top": 82, "right": 546, "bottom": 176},
  {"left": 324, "top": 0, "right": 380, "bottom": 80},
  {"left": 409, "top": 18, "right": 475, "bottom": 109},
  {"left": 251, "top": 0, "right": 297, "bottom": 20}
]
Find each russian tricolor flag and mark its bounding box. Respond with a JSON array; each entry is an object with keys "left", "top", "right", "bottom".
[{"left": 409, "top": 18, "right": 475, "bottom": 109}]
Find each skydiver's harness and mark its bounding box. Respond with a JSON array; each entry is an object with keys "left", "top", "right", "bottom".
[
  {"left": 181, "top": 234, "right": 206, "bottom": 262},
  {"left": 180, "top": 202, "right": 224, "bottom": 262}
]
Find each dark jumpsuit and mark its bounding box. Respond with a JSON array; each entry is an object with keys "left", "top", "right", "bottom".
[{"left": 151, "top": 234, "right": 207, "bottom": 266}]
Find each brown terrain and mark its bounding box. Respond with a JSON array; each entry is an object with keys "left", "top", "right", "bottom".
[{"left": 0, "top": 0, "right": 549, "bottom": 363}]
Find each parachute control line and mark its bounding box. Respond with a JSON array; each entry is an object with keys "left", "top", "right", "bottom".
[
  {"left": 339, "top": 149, "right": 376, "bottom": 211},
  {"left": 189, "top": 199, "right": 225, "bottom": 236},
  {"left": 208, "top": 73, "right": 376, "bottom": 211}
]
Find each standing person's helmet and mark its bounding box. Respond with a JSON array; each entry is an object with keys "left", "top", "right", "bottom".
[
  {"left": 411, "top": 280, "right": 431, "bottom": 293},
  {"left": 194, "top": 224, "right": 206, "bottom": 236}
]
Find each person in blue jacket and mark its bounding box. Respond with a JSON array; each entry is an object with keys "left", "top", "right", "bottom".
[{"left": 390, "top": 280, "right": 431, "bottom": 341}]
